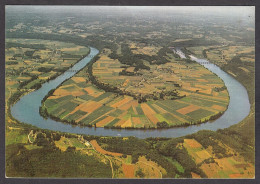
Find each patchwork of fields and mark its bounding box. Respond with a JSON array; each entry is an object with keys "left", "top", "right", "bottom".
[
  {"left": 5, "top": 38, "right": 90, "bottom": 99},
  {"left": 188, "top": 45, "right": 255, "bottom": 65},
  {"left": 182, "top": 139, "right": 254, "bottom": 178},
  {"left": 43, "top": 45, "right": 229, "bottom": 128},
  {"left": 6, "top": 40, "right": 229, "bottom": 129},
  {"left": 92, "top": 47, "right": 229, "bottom": 100}
]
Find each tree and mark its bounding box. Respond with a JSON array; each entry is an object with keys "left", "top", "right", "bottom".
[
  {"left": 66, "top": 146, "right": 76, "bottom": 152},
  {"left": 157, "top": 121, "right": 169, "bottom": 128},
  {"left": 136, "top": 168, "right": 145, "bottom": 178}
]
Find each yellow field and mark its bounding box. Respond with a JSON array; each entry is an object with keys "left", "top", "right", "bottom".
[
  {"left": 119, "top": 100, "right": 138, "bottom": 111},
  {"left": 111, "top": 97, "right": 132, "bottom": 108},
  {"left": 196, "top": 79, "right": 208, "bottom": 82},
  {"left": 122, "top": 164, "right": 135, "bottom": 178},
  {"left": 184, "top": 139, "right": 203, "bottom": 148},
  {"left": 71, "top": 77, "right": 86, "bottom": 83},
  {"left": 211, "top": 105, "right": 226, "bottom": 111},
  {"left": 6, "top": 81, "right": 18, "bottom": 85},
  {"left": 96, "top": 116, "right": 115, "bottom": 127},
  {"left": 90, "top": 140, "right": 123, "bottom": 157},
  {"left": 240, "top": 57, "right": 254, "bottom": 62},
  {"left": 84, "top": 86, "right": 103, "bottom": 97},
  {"left": 141, "top": 103, "right": 156, "bottom": 115},
  {"left": 238, "top": 67, "right": 250, "bottom": 73},
  {"left": 78, "top": 101, "right": 102, "bottom": 113},
  {"left": 53, "top": 88, "right": 85, "bottom": 97},
  {"left": 191, "top": 172, "right": 201, "bottom": 178},
  {"left": 114, "top": 119, "right": 127, "bottom": 127},
  {"left": 121, "top": 118, "right": 132, "bottom": 128},
  {"left": 83, "top": 86, "right": 95, "bottom": 94},
  {"left": 177, "top": 105, "right": 200, "bottom": 115},
  {"left": 196, "top": 150, "right": 211, "bottom": 159},
  {"left": 183, "top": 139, "right": 212, "bottom": 164},
  {"left": 151, "top": 104, "right": 168, "bottom": 114},
  {"left": 17, "top": 76, "right": 31, "bottom": 80},
  {"left": 132, "top": 117, "right": 142, "bottom": 126},
  {"left": 146, "top": 114, "right": 159, "bottom": 125}
]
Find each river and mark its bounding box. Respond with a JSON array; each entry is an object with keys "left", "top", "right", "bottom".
[{"left": 11, "top": 47, "right": 250, "bottom": 138}]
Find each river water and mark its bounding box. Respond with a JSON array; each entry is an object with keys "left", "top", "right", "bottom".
[{"left": 11, "top": 47, "right": 250, "bottom": 138}]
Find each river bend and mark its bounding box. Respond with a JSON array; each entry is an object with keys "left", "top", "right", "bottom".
[{"left": 11, "top": 47, "right": 250, "bottom": 138}]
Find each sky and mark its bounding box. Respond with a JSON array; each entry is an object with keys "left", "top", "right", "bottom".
[{"left": 6, "top": 6, "right": 255, "bottom": 21}]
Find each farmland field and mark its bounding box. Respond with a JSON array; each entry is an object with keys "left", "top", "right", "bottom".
[
  {"left": 5, "top": 38, "right": 90, "bottom": 117},
  {"left": 181, "top": 139, "right": 254, "bottom": 178},
  {"left": 42, "top": 43, "right": 229, "bottom": 129}
]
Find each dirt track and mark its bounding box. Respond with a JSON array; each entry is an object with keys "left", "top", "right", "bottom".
[{"left": 90, "top": 140, "right": 123, "bottom": 157}]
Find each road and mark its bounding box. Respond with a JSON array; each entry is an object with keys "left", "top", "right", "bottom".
[{"left": 27, "top": 130, "right": 34, "bottom": 143}]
